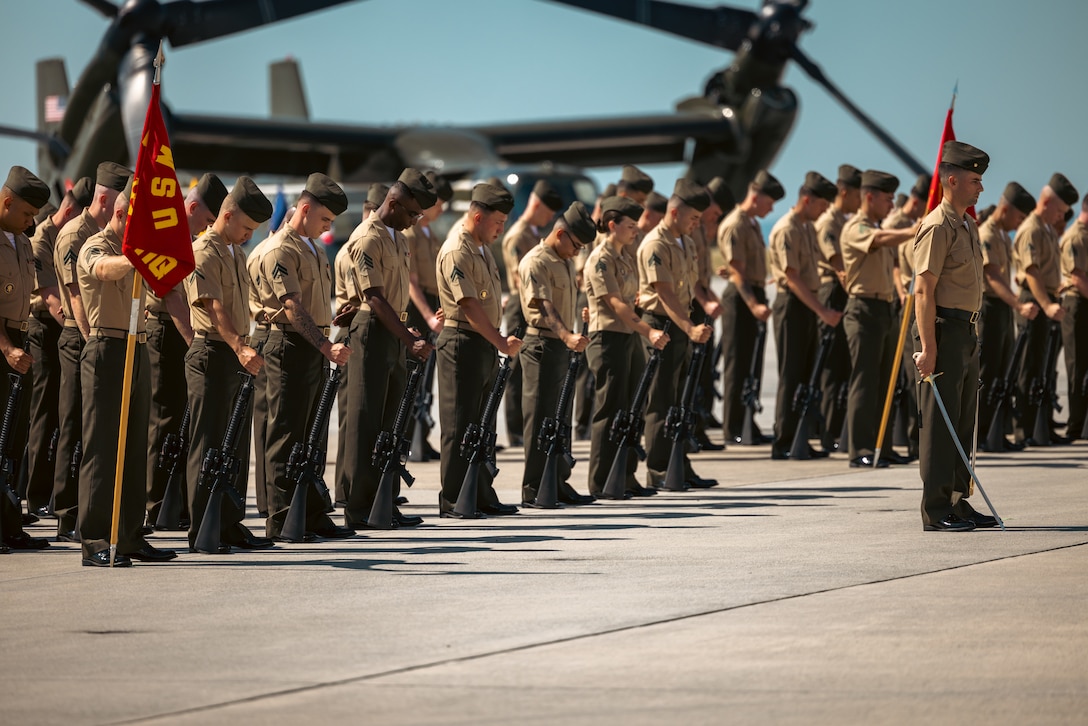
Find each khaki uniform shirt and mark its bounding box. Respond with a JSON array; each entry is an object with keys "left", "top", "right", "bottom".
[
  {"left": 437, "top": 226, "right": 502, "bottom": 329},
  {"left": 333, "top": 234, "right": 361, "bottom": 311},
  {"left": 768, "top": 208, "right": 821, "bottom": 294},
  {"left": 690, "top": 224, "right": 713, "bottom": 289},
  {"left": 54, "top": 208, "right": 100, "bottom": 320},
  {"left": 585, "top": 240, "right": 638, "bottom": 333},
  {"left": 841, "top": 214, "right": 896, "bottom": 300},
  {"left": 638, "top": 221, "right": 698, "bottom": 315},
  {"left": 76, "top": 225, "right": 148, "bottom": 332},
  {"left": 885, "top": 208, "right": 916, "bottom": 290},
  {"left": 246, "top": 235, "right": 275, "bottom": 323},
  {"left": 405, "top": 221, "right": 441, "bottom": 295},
  {"left": 29, "top": 216, "right": 59, "bottom": 313},
  {"left": 717, "top": 207, "right": 767, "bottom": 286},
  {"left": 351, "top": 214, "right": 411, "bottom": 315},
  {"left": 1012, "top": 212, "right": 1061, "bottom": 297},
  {"left": 979, "top": 217, "right": 1012, "bottom": 298},
  {"left": 913, "top": 199, "right": 983, "bottom": 312},
  {"left": 0, "top": 228, "right": 35, "bottom": 325},
  {"left": 256, "top": 224, "right": 333, "bottom": 327},
  {"left": 1059, "top": 219, "right": 1088, "bottom": 296},
  {"left": 501, "top": 216, "right": 539, "bottom": 295},
  {"left": 519, "top": 241, "right": 577, "bottom": 334},
  {"left": 815, "top": 207, "right": 847, "bottom": 285},
  {"left": 187, "top": 229, "right": 250, "bottom": 336}
]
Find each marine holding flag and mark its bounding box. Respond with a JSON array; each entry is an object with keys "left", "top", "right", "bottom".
[{"left": 76, "top": 53, "right": 193, "bottom": 567}]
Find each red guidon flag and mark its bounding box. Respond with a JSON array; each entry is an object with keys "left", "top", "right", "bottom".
[
  {"left": 925, "top": 86, "right": 975, "bottom": 219},
  {"left": 122, "top": 83, "right": 194, "bottom": 296}
]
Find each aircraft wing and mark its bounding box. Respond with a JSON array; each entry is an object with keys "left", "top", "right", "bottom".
[{"left": 163, "top": 106, "right": 738, "bottom": 180}]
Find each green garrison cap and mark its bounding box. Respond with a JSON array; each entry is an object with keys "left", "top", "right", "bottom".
[
  {"left": 71, "top": 177, "right": 94, "bottom": 207},
  {"left": 561, "top": 201, "right": 597, "bottom": 246},
  {"left": 1003, "top": 182, "right": 1036, "bottom": 216},
  {"left": 34, "top": 203, "right": 56, "bottom": 224},
  {"left": 601, "top": 183, "right": 617, "bottom": 198},
  {"left": 705, "top": 176, "right": 735, "bottom": 210},
  {"left": 471, "top": 182, "right": 515, "bottom": 214},
  {"left": 600, "top": 195, "right": 643, "bottom": 223},
  {"left": 941, "top": 141, "right": 989, "bottom": 174},
  {"left": 485, "top": 176, "right": 509, "bottom": 193},
  {"left": 894, "top": 193, "right": 908, "bottom": 208},
  {"left": 532, "top": 179, "right": 563, "bottom": 212},
  {"left": 838, "top": 164, "right": 862, "bottom": 188},
  {"left": 424, "top": 170, "right": 453, "bottom": 202},
  {"left": 304, "top": 173, "right": 348, "bottom": 215},
  {"left": 230, "top": 176, "right": 273, "bottom": 224},
  {"left": 752, "top": 170, "right": 785, "bottom": 201},
  {"left": 860, "top": 170, "right": 899, "bottom": 194},
  {"left": 620, "top": 164, "right": 654, "bottom": 194},
  {"left": 672, "top": 178, "right": 710, "bottom": 212},
  {"left": 96, "top": 161, "right": 131, "bottom": 192},
  {"left": 1048, "top": 173, "right": 1079, "bottom": 206},
  {"left": 910, "top": 174, "right": 932, "bottom": 200},
  {"left": 4, "top": 166, "right": 50, "bottom": 208},
  {"left": 196, "top": 173, "right": 228, "bottom": 216},
  {"left": 366, "top": 183, "right": 390, "bottom": 207},
  {"left": 802, "top": 171, "right": 837, "bottom": 202},
  {"left": 646, "top": 191, "right": 668, "bottom": 214},
  {"left": 398, "top": 168, "right": 438, "bottom": 209}
]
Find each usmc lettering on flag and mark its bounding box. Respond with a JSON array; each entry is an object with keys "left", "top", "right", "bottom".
[{"left": 122, "top": 82, "right": 195, "bottom": 297}]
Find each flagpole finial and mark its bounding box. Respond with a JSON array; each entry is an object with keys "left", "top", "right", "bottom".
[
  {"left": 153, "top": 41, "right": 165, "bottom": 85},
  {"left": 951, "top": 80, "right": 958, "bottom": 110}
]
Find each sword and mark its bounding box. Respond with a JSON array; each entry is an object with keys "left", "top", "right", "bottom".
[{"left": 922, "top": 372, "right": 1004, "bottom": 530}]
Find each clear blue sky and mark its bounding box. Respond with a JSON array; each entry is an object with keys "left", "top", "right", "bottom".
[{"left": 1, "top": 0, "right": 1085, "bottom": 208}]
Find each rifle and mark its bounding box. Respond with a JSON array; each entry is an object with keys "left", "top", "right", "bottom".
[
  {"left": 788, "top": 327, "right": 835, "bottom": 460},
  {"left": 739, "top": 322, "right": 766, "bottom": 445},
  {"left": 662, "top": 341, "right": 708, "bottom": 491},
  {"left": 983, "top": 326, "right": 1028, "bottom": 452},
  {"left": 602, "top": 321, "right": 671, "bottom": 499},
  {"left": 452, "top": 324, "right": 525, "bottom": 518},
  {"left": 154, "top": 403, "right": 190, "bottom": 530},
  {"left": 1029, "top": 321, "right": 1062, "bottom": 446},
  {"left": 194, "top": 342, "right": 264, "bottom": 553},
  {"left": 281, "top": 362, "right": 339, "bottom": 542},
  {"left": 531, "top": 321, "right": 588, "bottom": 509},
  {"left": 1, "top": 342, "right": 30, "bottom": 541},
  {"left": 408, "top": 333, "right": 437, "bottom": 463},
  {"left": 368, "top": 358, "right": 425, "bottom": 528}
]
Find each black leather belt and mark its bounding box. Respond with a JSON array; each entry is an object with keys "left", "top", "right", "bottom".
[{"left": 936, "top": 306, "right": 980, "bottom": 324}]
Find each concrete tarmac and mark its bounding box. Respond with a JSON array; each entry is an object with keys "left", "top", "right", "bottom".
[{"left": 2, "top": 425, "right": 1087, "bottom": 725}]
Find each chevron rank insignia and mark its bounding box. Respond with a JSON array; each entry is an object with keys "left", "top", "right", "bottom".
[
  {"left": 595, "top": 260, "right": 607, "bottom": 274},
  {"left": 450, "top": 266, "right": 465, "bottom": 282},
  {"left": 362, "top": 252, "right": 375, "bottom": 269},
  {"left": 63, "top": 249, "right": 76, "bottom": 266},
  {"left": 648, "top": 253, "right": 663, "bottom": 267},
  {"left": 271, "top": 262, "right": 288, "bottom": 279},
  {"left": 193, "top": 269, "right": 205, "bottom": 280}
]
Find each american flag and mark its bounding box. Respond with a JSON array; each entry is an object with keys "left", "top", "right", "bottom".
[{"left": 44, "top": 95, "right": 66, "bottom": 123}]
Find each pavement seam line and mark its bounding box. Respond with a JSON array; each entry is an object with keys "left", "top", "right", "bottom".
[{"left": 106, "top": 538, "right": 1088, "bottom": 725}]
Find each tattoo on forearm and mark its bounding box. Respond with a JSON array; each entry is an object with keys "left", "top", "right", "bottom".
[{"left": 284, "top": 297, "right": 327, "bottom": 350}]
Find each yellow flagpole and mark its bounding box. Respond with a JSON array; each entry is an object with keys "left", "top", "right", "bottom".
[
  {"left": 108, "top": 272, "right": 142, "bottom": 566},
  {"left": 873, "top": 292, "right": 913, "bottom": 466}
]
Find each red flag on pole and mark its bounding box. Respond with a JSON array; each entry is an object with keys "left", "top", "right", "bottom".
[
  {"left": 925, "top": 86, "right": 975, "bottom": 218},
  {"left": 121, "top": 82, "right": 194, "bottom": 297}
]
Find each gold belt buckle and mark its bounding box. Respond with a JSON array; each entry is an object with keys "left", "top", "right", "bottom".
[
  {"left": 969, "top": 311, "right": 980, "bottom": 324},
  {"left": 136, "top": 332, "right": 148, "bottom": 344},
  {"left": 19, "top": 320, "right": 29, "bottom": 332},
  {"left": 399, "top": 312, "right": 408, "bottom": 322},
  {"left": 320, "top": 326, "right": 331, "bottom": 336}
]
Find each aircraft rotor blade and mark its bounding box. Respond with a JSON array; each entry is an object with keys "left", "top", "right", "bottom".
[
  {"left": 161, "top": 0, "right": 365, "bottom": 48},
  {"left": 790, "top": 46, "right": 926, "bottom": 175},
  {"left": 544, "top": 0, "right": 757, "bottom": 52},
  {"left": 79, "top": 0, "right": 119, "bottom": 18}
]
